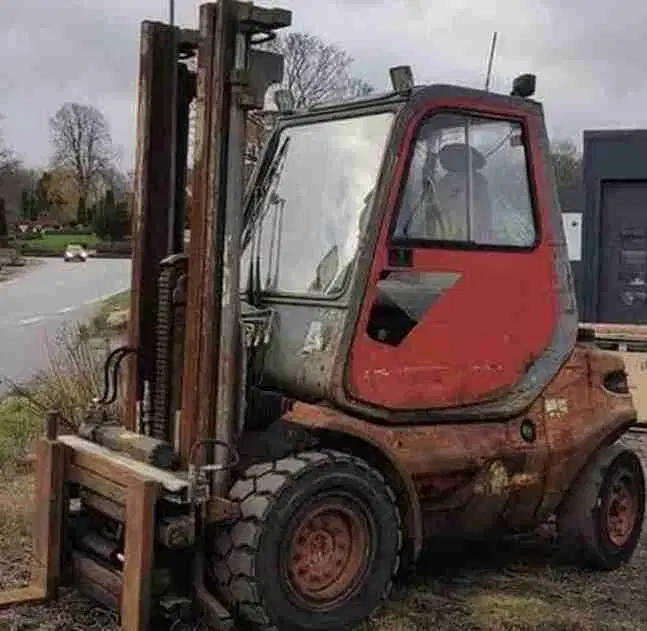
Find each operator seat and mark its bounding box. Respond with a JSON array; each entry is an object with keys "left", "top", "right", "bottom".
[{"left": 407, "top": 143, "right": 492, "bottom": 242}]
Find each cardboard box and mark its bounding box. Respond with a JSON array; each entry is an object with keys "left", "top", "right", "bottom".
[
  {"left": 619, "top": 351, "right": 647, "bottom": 424},
  {"left": 582, "top": 322, "right": 647, "bottom": 424}
]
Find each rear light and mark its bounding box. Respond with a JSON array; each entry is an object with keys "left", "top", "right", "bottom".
[{"left": 603, "top": 370, "right": 630, "bottom": 395}]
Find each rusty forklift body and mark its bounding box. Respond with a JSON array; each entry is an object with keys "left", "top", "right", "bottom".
[{"left": 1, "top": 2, "right": 645, "bottom": 630}]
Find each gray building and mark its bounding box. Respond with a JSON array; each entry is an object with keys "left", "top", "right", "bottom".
[{"left": 577, "top": 130, "right": 647, "bottom": 324}]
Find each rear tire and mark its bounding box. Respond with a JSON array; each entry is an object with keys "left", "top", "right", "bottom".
[
  {"left": 211, "top": 449, "right": 403, "bottom": 631},
  {"left": 557, "top": 443, "right": 645, "bottom": 570}
]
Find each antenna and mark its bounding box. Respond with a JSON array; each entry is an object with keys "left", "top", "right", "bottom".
[{"left": 484, "top": 31, "right": 498, "bottom": 92}]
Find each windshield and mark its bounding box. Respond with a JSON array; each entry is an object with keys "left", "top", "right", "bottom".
[{"left": 242, "top": 111, "right": 394, "bottom": 296}]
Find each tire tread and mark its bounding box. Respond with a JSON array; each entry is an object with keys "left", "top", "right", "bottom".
[{"left": 214, "top": 449, "right": 402, "bottom": 631}]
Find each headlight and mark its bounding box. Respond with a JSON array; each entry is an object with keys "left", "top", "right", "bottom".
[{"left": 603, "top": 370, "right": 630, "bottom": 395}]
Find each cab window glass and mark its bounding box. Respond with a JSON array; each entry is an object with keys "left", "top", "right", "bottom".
[{"left": 392, "top": 113, "right": 536, "bottom": 248}]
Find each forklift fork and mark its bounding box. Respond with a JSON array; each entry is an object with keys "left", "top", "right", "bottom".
[{"left": 0, "top": 412, "right": 176, "bottom": 629}]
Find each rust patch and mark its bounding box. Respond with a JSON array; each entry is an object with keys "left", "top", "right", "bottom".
[
  {"left": 537, "top": 344, "right": 636, "bottom": 516},
  {"left": 283, "top": 400, "right": 547, "bottom": 543},
  {"left": 179, "top": 3, "right": 223, "bottom": 464},
  {"left": 287, "top": 499, "right": 369, "bottom": 607},
  {"left": 286, "top": 344, "right": 636, "bottom": 542},
  {"left": 125, "top": 21, "right": 181, "bottom": 431},
  {"left": 286, "top": 401, "right": 513, "bottom": 478}
]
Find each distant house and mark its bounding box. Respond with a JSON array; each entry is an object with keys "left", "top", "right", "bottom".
[{"left": 15, "top": 207, "right": 71, "bottom": 233}]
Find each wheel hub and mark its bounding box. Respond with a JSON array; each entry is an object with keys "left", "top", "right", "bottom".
[
  {"left": 288, "top": 502, "right": 368, "bottom": 605},
  {"left": 606, "top": 476, "right": 637, "bottom": 547}
]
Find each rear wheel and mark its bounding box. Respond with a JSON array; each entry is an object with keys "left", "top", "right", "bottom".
[
  {"left": 557, "top": 443, "right": 645, "bottom": 570},
  {"left": 211, "top": 449, "right": 402, "bottom": 631}
]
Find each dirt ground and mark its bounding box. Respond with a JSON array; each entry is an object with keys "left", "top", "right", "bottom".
[{"left": 0, "top": 434, "right": 646, "bottom": 631}]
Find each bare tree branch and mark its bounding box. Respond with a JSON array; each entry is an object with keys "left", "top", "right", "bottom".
[
  {"left": 266, "top": 32, "right": 375, "bottom": 109},
  {"left": 550, "top": 139, "right": 582, "bottom": 190},
  {"left": 49, "top": 102, "right": 117, "bottom": 223},
  {"left": 0, "top": 115, "right": 20, "bottom": 177}
]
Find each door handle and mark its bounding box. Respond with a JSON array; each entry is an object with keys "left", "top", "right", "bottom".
[{"left": 387, "top": 247, "right": 413, "bottom": 268}]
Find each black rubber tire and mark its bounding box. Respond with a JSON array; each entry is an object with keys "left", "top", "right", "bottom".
[
  {"left": 211, "top": 449, "right": 403, "bottom": 631},
  {"left": 557, "top": 443, "right": 645, "bottom": 570}
]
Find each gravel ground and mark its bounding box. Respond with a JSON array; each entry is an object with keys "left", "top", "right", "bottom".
[{"left": 0, "top": 433, "right": 646, "bottom": 631}]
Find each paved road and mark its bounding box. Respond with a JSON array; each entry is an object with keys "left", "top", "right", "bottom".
[{"left": 0, "top": 258, "right": 131, "bottom": 396}]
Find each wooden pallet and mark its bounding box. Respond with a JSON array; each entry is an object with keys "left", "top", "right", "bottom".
[{"left": 0, "top": 417, "right": 177, "bottom": 631}]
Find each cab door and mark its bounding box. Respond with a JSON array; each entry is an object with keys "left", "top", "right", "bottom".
[{"left": 346, "top": 99, "right": 560, "bottom": 415}]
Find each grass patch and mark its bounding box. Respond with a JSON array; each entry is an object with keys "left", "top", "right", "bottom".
[
  {"left": 469, "top": 592, "right": 583, "bottom": 630},
  {"left": 19, "top": 232, "right": 100, "bottom": 254},
  {"left": 0, "top": 396, "right": 41, "bottom": 472}
]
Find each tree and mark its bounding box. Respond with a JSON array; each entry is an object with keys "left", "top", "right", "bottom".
[
  {"left": 551, "top": 139, "right": 582, "bottom": 191},
  {"left": 0, "top": 198, "right": 8, "bottom": 247},
  {"left": 0, "top": 117, "right": 19, "bottom": 177},
  {"left": 1, "top": 167, "right": 35, "bottom": 223},
  {"left": 19, "top": 171, "right": 51, "bottom": 222},
  {"left": 45, "top": 168, "right": 81, "bottom": 221},
  {"left": 0, "top": 116, "right": 27, "bottom": 222},
  {"left": 92, "top": 189, "right": 131, "bottom": 241},
  {"left": 49, "top": 103, "right": 117, "bottom": 225},
  {"left": 266, "top": 32, "right": 374, "bottom": 109}
]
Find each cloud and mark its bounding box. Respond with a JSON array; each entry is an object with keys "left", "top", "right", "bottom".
[{"left": 1, "top": 0, "right": 646, "bottom": 170}]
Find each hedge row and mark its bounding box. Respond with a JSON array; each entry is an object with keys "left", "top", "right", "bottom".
[
  {"left": 15, "top": 229, "right": 95, "bottom": 241},
  {"left": 20, "top": 240, "right": 132, "bottom": 258}
]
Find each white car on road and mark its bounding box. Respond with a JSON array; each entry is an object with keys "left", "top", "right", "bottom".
[{"left": 63, "top": 244, "right": 88, "bottom": 262}]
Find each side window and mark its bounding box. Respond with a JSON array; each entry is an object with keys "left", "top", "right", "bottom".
[{"left": 392, "top": 112, "right": 536, "bottom": 248}]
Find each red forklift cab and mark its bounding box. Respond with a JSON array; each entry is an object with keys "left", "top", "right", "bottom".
[{"left": 340, "top": 83, "right": 578, "bottom": 421}]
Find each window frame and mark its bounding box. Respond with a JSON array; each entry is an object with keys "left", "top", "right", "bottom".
[
  {"left": 241, "top": 104, "right": 400, "bottom": 303},
  {"left": 388, "top": 109, "right": 542, "bottom": 253}
]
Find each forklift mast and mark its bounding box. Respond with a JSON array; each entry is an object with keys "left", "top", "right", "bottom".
[{"left": 124, "top": 1, "right": 290, "bottom": 481}]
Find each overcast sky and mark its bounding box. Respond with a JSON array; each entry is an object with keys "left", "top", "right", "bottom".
[{"left": 1, "top": 0, "right": 645, "bottom": 172}]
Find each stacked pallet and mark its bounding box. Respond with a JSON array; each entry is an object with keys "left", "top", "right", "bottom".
[{"left": 582, "top": 322, "right": 647, "bottom": 423}]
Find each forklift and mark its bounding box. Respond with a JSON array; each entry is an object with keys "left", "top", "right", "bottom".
[{"left": 0, "top": 1, "right": 644, "bottom": 630}]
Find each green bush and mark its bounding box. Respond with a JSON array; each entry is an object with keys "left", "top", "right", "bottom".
[
  {"left": 45, "top": 229, "right": 95, "bottom": 237},
  {"left": 96, "top": 240, "right": 132, "bottom": 256},
  {"left": 14, "top": 232, "right": 43, "bottom": 241}
]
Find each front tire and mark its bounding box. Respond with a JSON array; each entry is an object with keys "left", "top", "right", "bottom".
[
  {"left": 557, "top": 443, "right": 645, "bottom": 570},
  {"left": 212, "top": 449, "right": 403, "bottom": 631}
]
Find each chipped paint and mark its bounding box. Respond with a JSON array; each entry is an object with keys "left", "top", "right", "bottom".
[
  {"left": 544, "top": 397, "right": 568, "bottom": 419},
  {"left": 473, "top": 460, "right": 509, "bottom": 496},
  {"left": 508, "top": 472, "right": 540, "bottom": 488},
  {"left": 302, "top": 321, "right": 324, "bottom": 354}
]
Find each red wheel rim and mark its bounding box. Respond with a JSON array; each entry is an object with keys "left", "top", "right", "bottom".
[
  {"left": 605, "top": 473, "right": 637, "bottom": 547},
  {"left": 287, "top": 500, "right": 369, "bottom": 607}
]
